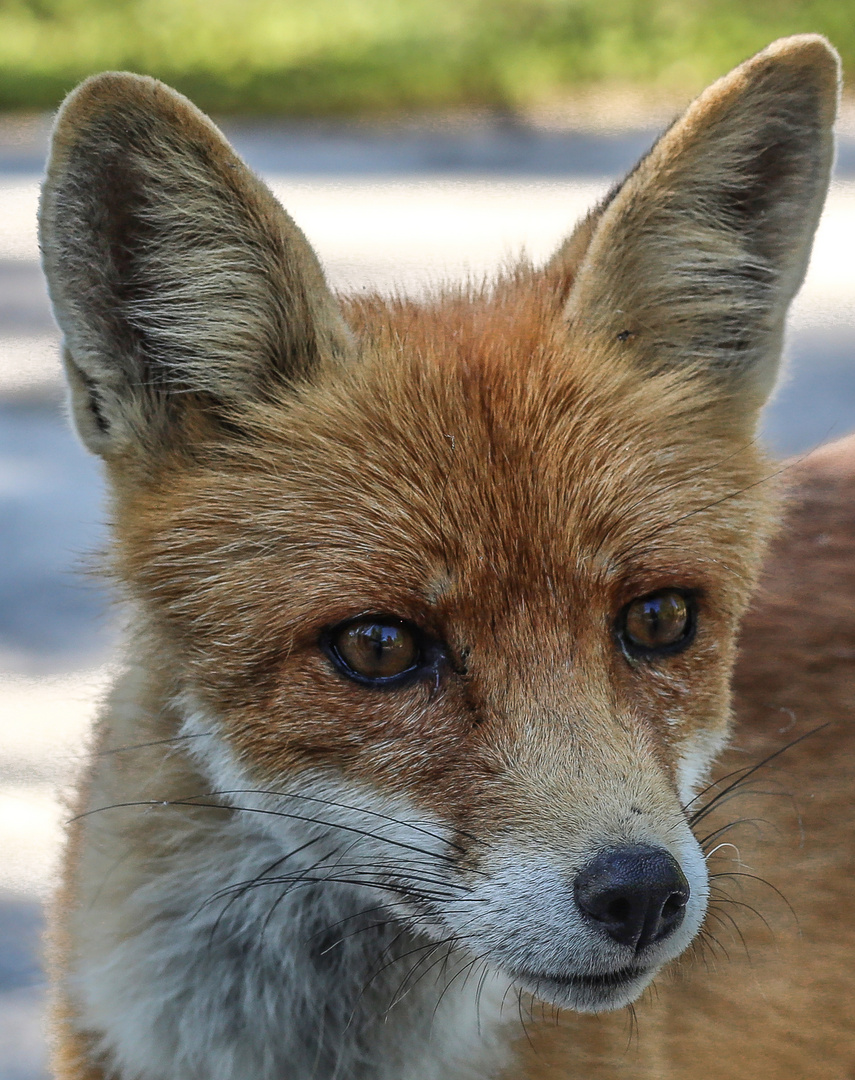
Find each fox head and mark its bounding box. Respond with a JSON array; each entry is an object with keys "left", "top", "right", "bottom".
[{"left": 40, "top": 37, "right": 837, "bottom": 1013}]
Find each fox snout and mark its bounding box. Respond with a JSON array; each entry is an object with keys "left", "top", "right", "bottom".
[
  {"left": 466, "top": 832, "right": 705, "bottom": 1012},
  {"left": 433, "top": 745, "right": 710, "bottom": 1014}
]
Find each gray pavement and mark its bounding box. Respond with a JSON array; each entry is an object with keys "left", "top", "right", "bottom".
[{"left": 1, "top": 114, "right": 854, "bottom": 1080}]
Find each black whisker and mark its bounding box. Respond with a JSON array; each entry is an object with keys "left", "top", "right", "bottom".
[
  {"left": 98, "top": 731, "right": 212, "bottom": 756},
  {"left": 202, "top": 834, "right": 333, "bottom": 938},
  {"left": 517, "top": 988, "right": 536, "bottom": 1053},
  {"left": 618, "top": 444, "right": 824, "bottom": 563},
  {"left": 317, "top": 919, "right": 394, "bottom": 957},
  {"left": 589, "top": 437, "right": 762, "bottom": 564},
  {"left": 377, "top": 936, "right": 456, "bottom": 1012},
  {"left": 624, "top": 1000, "right": 639, "bottom": 1055},
  {"left": 207, "top": 787, "right": 477, "bottom": 851},
  {"left": 699, "top": 816, "right": 766, "bottom": 852},
  {"left": 708, "top": 891, "right": 776, "bottom": 938},
  {"left": 73, "top": 797, "right": 468, "bottom": 871},
  {"left": 210, "top": 871, "right": 477, "bottom": 908},
  {"left": 709, "top": 871, "right": 798, "bottom": 925},
  {"left": 705, "top": 900, "right": 752, "bottom": 957},
  {"left": 204, "top": 859, "right": 473, "bottom": 911},
  {"left": 688, "top": 724, "right": 829, "bottom": 827},
  {"left": 304, "top": 904, "right": 389, "bottom": 946},
  {"left": 431, "top": 953, "right": 481, "bottom": 1024}
]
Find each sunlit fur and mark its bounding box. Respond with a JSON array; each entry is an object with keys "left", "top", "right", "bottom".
[{"left": 40, "top": 36, "right": 839, "bottom": 1080}]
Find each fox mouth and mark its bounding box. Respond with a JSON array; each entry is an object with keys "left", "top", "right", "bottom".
[
  {"left": 515, "top": 965, "right": 647, "bottom": 990},
  {"left": 510, "top": 964, "right": 652, "bottom": 1009}
]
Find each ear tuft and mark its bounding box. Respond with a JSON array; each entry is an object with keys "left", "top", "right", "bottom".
[{"left": 39, "top": 72, "right": 351, "bottom": 457}]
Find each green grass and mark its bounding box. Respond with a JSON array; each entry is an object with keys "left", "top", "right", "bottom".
[{"left": 1, "top": 0, "right": 854, "bottom": 114}]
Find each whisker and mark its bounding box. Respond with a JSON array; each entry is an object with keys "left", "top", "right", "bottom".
[
  {"left": 207, "top": 872, "right": 478, "bottom": 909},
  {"left": 624, "top": 1000, "right": 639, "bottom": 1055},
  {"left": 695, "top": 922, "right": 731, "bottom": 964},
  {"left": 208, "top": 787, "right": 478, "bottom": 850},
  {"left": 474, "top": 960, "right": 492, "bottom": 1038},
  {"left": 205, "top": 859, "right": 474, "bottom": 909},
  {"left": 391, "top": 943, "right": 449, "bottom": 1019},
  {"left": 202, "top": 834, "right": 333, "bottom": 936},
  {"left": 73, "top": 797, "right": 468, "bottom": 871},
  {"left": 317, "top": 919, "right": 394, "bottom": 957},
  {"left": 688, "top": 724, "right": 829, "bottom": 827},
  {"left": 708, "top": 892, "right": 776, "bottom": 938},
  {"left": 705, "top": 901, "right": 752, "bottom": 957},
  {"left": 304, "top": 904, "right": 389, "bottom": 945},
  {"left": 376, "top": 936, "right": 457, "bottom": 1011},
  {"left": 708, "top": 871, "right": 798, "bottom": 925},
  {"left": 517, "top": 988, "right": 536, "bottom": 1053},
  {"left": 699, "top": 817, "right": 766, "bottom": 852},
  {"left": 430, "top": 954, "right": 480, "bottom": 1024},
  {"left": 617, "top": 445, "right": 823, "bottom": 562},
  {"left": 98, "top": 731, "right": 212, "bottom": 756},
  {"left": 589, "top": 437, "right": 762, "bottom": 563}
]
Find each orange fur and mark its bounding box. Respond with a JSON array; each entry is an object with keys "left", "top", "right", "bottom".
[{"left": 520, "top": 434, "right": 855, "bottom": 1078}]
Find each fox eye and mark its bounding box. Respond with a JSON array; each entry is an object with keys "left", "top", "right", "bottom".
[
  {"left": 620, "top": 590, "right": 695, "bottom": 655},
  {"left": 325, "top": 617, "right": 422, "bottom": 684}
]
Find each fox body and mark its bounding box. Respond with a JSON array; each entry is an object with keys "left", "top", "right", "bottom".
[{"left": 39, "top": 37, "right": 841, "bottom": 1080}]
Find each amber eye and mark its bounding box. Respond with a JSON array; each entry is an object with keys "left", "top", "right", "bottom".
[
  {"left": 326, "top": 617, "right": 422, "bottom": 684},
  {"left": 621, "top": 590, "right": 695, "bottom": 655}
]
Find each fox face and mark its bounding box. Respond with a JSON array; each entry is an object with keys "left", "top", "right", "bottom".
[
  {"left": 114, "top": 288, "right": 770, "bottom": 1012},
  {"left": 40, "top": 35, "right": 838, "bottom": 1080}
]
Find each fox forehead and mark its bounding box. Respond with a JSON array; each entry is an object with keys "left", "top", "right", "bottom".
[{"left": 117, "top": 279, "right": 770, "bottom": 627}]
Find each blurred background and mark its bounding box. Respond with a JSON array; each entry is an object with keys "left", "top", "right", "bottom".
[{"left": 2, "top": 2, "right": 855, "bottom": 1077}]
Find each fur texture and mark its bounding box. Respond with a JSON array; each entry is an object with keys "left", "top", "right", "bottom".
[
  {"left": 522, "top": 433, "right": 855, "bottom": 1078},
  {"left": 39, "top": 35, "right": 840, "bottom": 1080}
]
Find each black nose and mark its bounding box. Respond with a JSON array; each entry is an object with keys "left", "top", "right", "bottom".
[{"left": 574, "top": 845, "right": 690, "bottom": 953}]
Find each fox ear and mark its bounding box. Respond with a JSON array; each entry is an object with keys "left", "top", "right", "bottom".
[
  {"left": 39, "top": 72, "right": 351, "bottom": 458},
  {"left": 553, "top": 35, "right": 839, "bottom": 415}
]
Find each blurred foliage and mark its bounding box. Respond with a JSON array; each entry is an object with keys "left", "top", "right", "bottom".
[{"left": 0, "top": 0, "right": 853, "bottom": 113}]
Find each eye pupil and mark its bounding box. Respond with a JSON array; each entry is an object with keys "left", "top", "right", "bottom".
[
  {"left": 623, "top": 590, "right": 692, "bottom": 652},
  {"left": 331, "top": 618, "right": 420, "bottom": 681}
]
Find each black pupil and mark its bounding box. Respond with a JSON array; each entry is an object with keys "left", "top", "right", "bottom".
[{"left": 362, "top": 624, "right": 400, "bottom": 659}]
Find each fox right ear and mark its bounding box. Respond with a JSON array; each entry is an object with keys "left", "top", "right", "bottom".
[
  {"left": 39, "top": 73, "right": 351, "bottom": 459},
  {"left": 553, "top": 35, "right": 839, "bottom": 418}
]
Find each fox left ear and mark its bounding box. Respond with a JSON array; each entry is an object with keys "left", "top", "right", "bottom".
[
  {"left": 39, "top": 73, "right": 352, "bottom": 460},
  {"left": 551, "top": 35, "right": 839, "bottom": 416}
]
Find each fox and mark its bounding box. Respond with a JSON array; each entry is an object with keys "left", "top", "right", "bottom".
[{"left": 37, "top": 34, "right": 843, "bottom": 1080}]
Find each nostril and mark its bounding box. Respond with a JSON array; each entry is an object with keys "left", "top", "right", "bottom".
[
  {"left": 574, "top": 845, "right": 690, "bottom": 953},
  {"left": 606, "top": 897, "right": 632, "bottom": 925},
  {"left": 662, "top": 893, "right": 685, "bottom": 921}
]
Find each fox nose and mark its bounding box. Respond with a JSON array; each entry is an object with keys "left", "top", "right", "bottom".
[{"left": 574, "top": 845, "right": 690, "bottom": 953}]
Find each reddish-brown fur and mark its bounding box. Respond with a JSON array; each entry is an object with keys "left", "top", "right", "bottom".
[{"left": 523, "top": 434, "right": 855, "bottom": 1077}]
